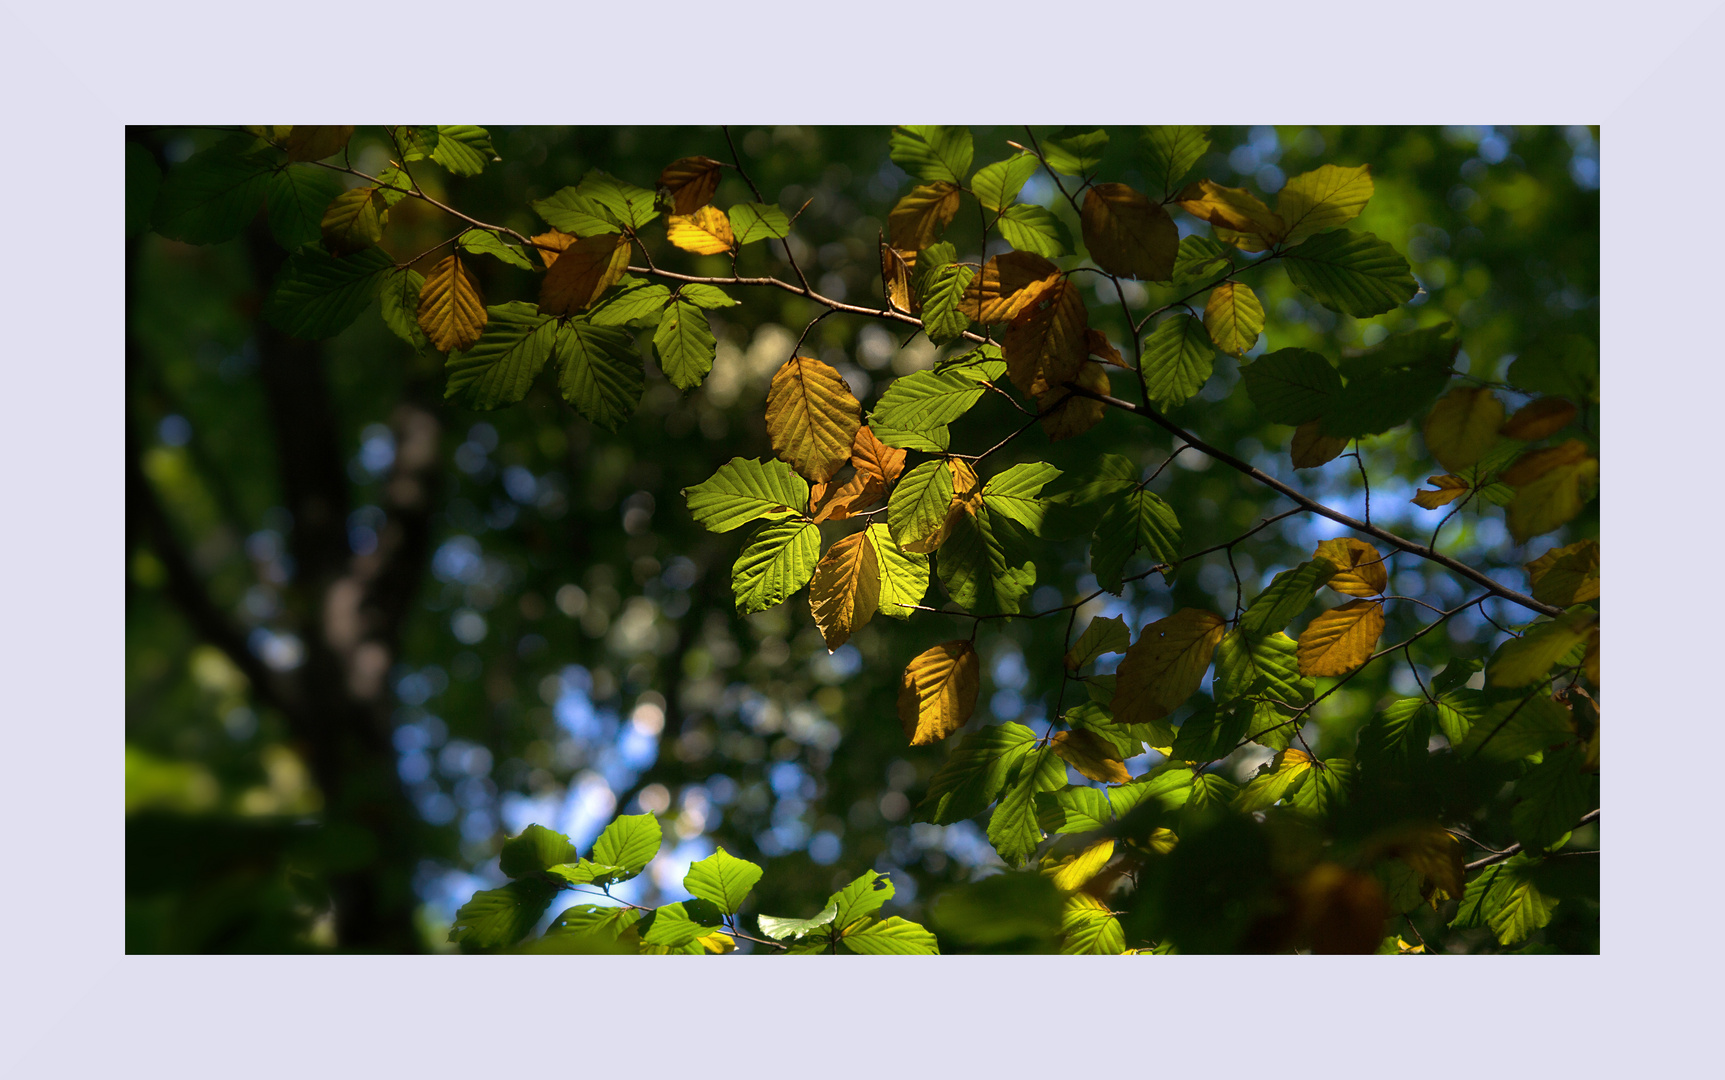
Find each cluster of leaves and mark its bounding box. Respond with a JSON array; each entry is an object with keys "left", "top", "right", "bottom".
[{"left": 150, "top": 123, "right": 1598, "bottom": 953}]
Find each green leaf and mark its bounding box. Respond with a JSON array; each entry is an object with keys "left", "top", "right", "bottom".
[
  {"left": 1213, "top": 630, "right": 1311, "bottom": 705},
  {"left": 929, "top": 872, "right": 1064, "bottom": 950},
  {"left": 1171, "top": 700, "right": 1251, "bottom": 762},
  {"left": 444, "top": 302, "right": 557, "bottom": 409},
  {"left": 987, "top": 746, "right": 1065, "bottom": 868},
  {"left": 447, "top": 878, "right": 558, "bottom": 952},
  {"left": 319, "top": 186, "right": 386, "bottom": 254},
  {"left": 937, "top": 503, "right": 1037, "bottom": 616},
  {"left": 1453, "top": 854, "right": 1558, "bottom": 945},
  {"left": 1060, "top": 900, "right": 1125, "bottom": 955},
  {"left": 1141, "top": 314, "right": 1215, "bottom": 408},
  {"left": 1511, "top": 746, "right": 1593, "bottom": 851},
  {"left": 732, "top": 519, "right": 821, "bottom": 614},
  {"left": 1091, "top": 488, "right": 1181, "bottom": 593},
  {"left": 870, "top": 362, "right": 1001, "bottom": 434},
  {"left": 554, "top": 321, "right": 644, "bottom": 431},
  {"left": 1184, "top": 773, "right": 1239, "bottom": 818},
  {"left": 1171, "top": 235, "right": 1231, "bottom": 285},
  {"left": 678, "top": 283, "right": 737, "bottom": 309},
  {"left": 1233, "top": 751, "right": 1315, "bottom": 812},
  {"left": 683, "top": 848, "right": 764, "bottom": 914},
  {"left": 1282, "top": 229, "right": 1418, "bottom": 317},
  {"left": 652, "top": 297, "right": 717, "bottom": 390},
  {"left": 1109, "top": 764, "right": 1195, "bottom": 819},
  {"left": 916, "top": 722, "right": 1038, "bottom": 825},
  {"left": 1488, "top": 615, "right": 1592, "bottom": 687},
  {"left": 412, "top": 125, "right": 497, "bottom": 178},
  {"left": 576, "top": 169, "right": 658, "bottom": 229},
  {"left": 1066, "top": 614, "right": 1131, "bottom": 670},
  {"left": 532, "top": 186, "right": 620, "bottom": 235},
  {"left": 265, "top": 164, "right": 343, "bottom": 250},
  {"left": 1142, "top": 126, "right": 1210, "bottom": 197},
  {"left": 1357, "top": 698, "right": 1434, "bottom": 773},
  {"left": 152, "top": 135, "right": 272, "bottom": 244},
  {"left": 1241, "top": 348, "right": 1344, "bottom": 426},
  {"left": 683, "top": 457, "right": 809, "bottom": 532},
  {"left": 1035, "top": 785, "right": 1112, "bottom": 834},
  {"left": 262, "top": 244, "right": 394, "bottom": 339},
  {"left": 973, "top": 153, "right": 1039, "bottom": 213},
  {"left": 758, "top": 903, "right": 839, "bottom": 941},
  {"left": 458, "top": 229, "right": 534, "bottom": 270},
  {"left": 729, "top": 203, "right": 790, "bottom": 244},
  {"left": 589, "top": 278, "right": 671, "bottom": 327},
  {"left": 1042, "top": 128, "right": 1109, "bottom": 177},
  {"left": 922, "top": 263, "right": 975, "bottom": 345},
  {"left": 998, "top": 203, "right": 1069, "bottom": 257},
  {"left": 1322, "top": 364, "right": 1453, "bottom": 440},
  {"left": 1455, "top": 692, "right": 1574, "bottom": 763},
  {"left": 638, "top": 899, "right": 727, "bottom": 947},
  {"left": 1039, "top": 453, "right": 1138, "bottom": 542},
  {"left": 1287, "top": 758, "right": 1354, "bottom": 816},
  {"left": 841, "top": 916, "right": 940, "bottom": 955},
  {"left": 374, "top": 166, "right": 412, "bottom": 207},
  {"left": 866, "top": 523, "right": 929, "bottom": 620},
  {"left": 592, "top": 812, "right": 663, "bottom": 876},
  {"left": 1065, "top": 700, "right": 1155, "bottom": 761},
  {"left": 873, "top": 425, "right": 950, "bottom": 452},
  {"left": 1238, "top": 559, "right": 1338, "bottom": 638},
  {"left": 1435, "top": 689, "right": 1483, "bottom": 744},
  {"left": 829, "top": 870, "right": 897, "bottom": 928},
  {"left": 1508, "top": 334, "right": 1598, "bottom": 404},
  {"left": 890, "top": 125, "right": 974, "bottom": 185},
  {"left": 379, "top": 269, "right": 429, "bottom": 351},
  {"left": 983, "top": 461, "right": 1061, "bottom": 535},
  {"left": 886, "top": 460, "right": 955, "bottom": 550},
  {"left": 499, "top": 824, "right": 578, "bottom": 878},
  {"left": 546, "top": 903, "right": 642, "bottom": 941}
]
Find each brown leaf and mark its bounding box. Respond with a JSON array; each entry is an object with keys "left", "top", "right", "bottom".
[
  {"left": 415, "top": 254, "right": 487, "bottom": 353},
  {"left": 1501, "top": 397, "right": 1578, "bottom": 441},
  {"left": 1002, "top": 277, "right": 1088, "bottom": 397},
  {"left": 539, "top": 232, "right": 632, "bottom": 314},
  {"left": 888, "top": 181, "right": 962, "bottom": 250},
  {"left": 1113, "top": 609, "right": 1226, "bottom": 729},
  {"left": 897, "top": 640, "right": 980, "bottom": 745},
  {"left": 1037, "top": 361, "right": 1110, "bottom": 441},
  {"left": 808, "top": 532, "right": 880, "bottom": 651},
  {"left": 1313, "top": 538, "right": 1387, "bottom": 597},
  {"left": 1081, "top": 182, "right": 1178, "bottom": 281},
  {"left": 1296, "top": 599, "right": 1385, "bottom": 677},
  {"left": 960, "top": 252, "right": 1060, "bottom": 324},
  {"left": 657, "top": 155, "right": 724, "bottom": 216},
  {"left": 851, "top": 425, "right": 907, "bottom": 486},
  {"left": 765, "top": 356, "right": 863, "bottom": 484},
  {"left": 1525, "top": 539, "right": 1600, "bottom": 607},
  {"left": 1175, "top": 180, "right": 1286, "bottom": 242},
  {"left": 880, "top": 241, "right": 916, "bottom": 313},
  {"left": 1086, "top": 329, "right": 1126, "bottom": 367},
  {"left": 1423, "top": 387, "right": 1505, "bottom": 473},
  {"left": 284, "top": 125, "right": 354, "bottom": 162},
  {"left": 1050, "top": 730, "right": 1130, "bottom": 784},
  {"left": 1411, "top": 474, "right": 1470, "bottom": 510},
  {"left": 1500, "top": 438, "right": 1591, "bottom": 487},
  {"left": 1299, "top": 863, "right": 1388, "bottom": 955},
  {"left": 810, "top": 425, "right": 902, "bottom": 522},
  {"left": 666, "top": 206, "right": 735, "bottom": 255},
  {"left": 1290, "top": 421, "right": 1347, "bottom": 469},
  {"left": 530, "top": 229, "right": 576, "bottom": 268}
]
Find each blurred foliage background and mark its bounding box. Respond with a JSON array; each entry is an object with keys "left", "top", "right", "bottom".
[{"left": 125, "top": 124, "right": 1598, "bottom": 952}]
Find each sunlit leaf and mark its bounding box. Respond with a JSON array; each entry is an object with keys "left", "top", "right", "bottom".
[
  {"left": 809, "top": 532, "right": 880, "bottom": 651},
  {"left": 1203, "top": 281, "right": 1264, "bottom": 357},
  {"left": 915, "top": 722, "right": 1038, "bottom": 824},
  {"left": 1526, "top": 540, "right": 1600, "bottom": 607},
  {"left": 683, "top": 848, "right": 765, "bottom": 915},
  {"left": 870, "top": 359, "right": 1001, "bottom": 435},
  {"left": 590, "top": 812, "right": 663, "bottom": 876},
  {"left": 766, "top": 355, "right": 864, "bottom": 484},
  {"left": 554, "top": 321, "right": 643, "bottom": 431},
  {"left": 421, "top": 126, "right": 498, "bottom": 178},
  {"left": 1234, "top": 749, "right": 1315, "bottom": 811},
  {"left": 448, "top": 878, "right": 559, "bottom": 952},
  {"left": 683, "top": 457, "right": 809, "bottom": 532},
  {"left": 1175, "top": 180, "right": 1285, "bottom": 241},
  {"left": 1141, "top": 314, "right": 1215, "bottom": 408},
  {"left": 961, "top": 252, "right": 1060, "bottom": 324},
  {"left": 1240, "top": 559, "right": 1338, "bottom": 639},
  {"left": 458, "top": 228, "right": 534, "bottom": 270},
  {"left": 587, "top": 277, "right": 670, "bottom": 330},
  {"left": 1059, "top": 892, "right": 1125, "bottom": 955},
  {"left": 678, "top": 283, "right": 736, "bottom": 310},
  {"left": 1113, "top": 609, "right": 1227, "bottom": 727},
  {"left": 757, "top": 903, "right": 839, "bottom": 941},
  {"left": 887, "top": 459, "right": 957, "bottom": 554},
  {"left": 498, "top": 824, "right": 578, "bottom": 877},
  {"left": 639, "top": 899, "right": 727, "bottom": 947},
  {"left": 921, "top": 262, "right": 975, "bottom": 345},
  {"left": 998, "top": 203, "right": 1069, "bottom": 258},
  {"left": 888, "top": 181, "right": 962, "bottom": 250},
  {"left": 1296, "top": 599, "right": 1385, "bottom": 676},
  {"left": 1213, "top": 630, "right": 1312, "bottom": 706},
  {"left": 988, "top": 747, "right": 1066, "bottom": 868},
  {"left": 890, "top": 125, "right": 974, "bottom": 184},
  {"left": 1505, "top": 450, "right": 1599, "bottom": 543},
  {"left": 733, "top": 519, "right": 821, "bottom": 615},
  {"left": 1042, "top": 128, "right": 1109, "bottom": 176},
  {"left": 881, "top": 241, "right": 915, "bottom": 313},
  {"left": 539, "top": 232, "right": 632, "bottom": 315},
  {"left": 1489, "top": 612, "right": 1595, "bottom": 687},
  {"left": 981, "top": 461, "right": 1060, "bottom": 535},
  {"left": 532, "top": 187, "right": 619, "bottom": 236},
  {"left": 1081, "top": 183, "right": 1178, "bottom": 281},
  {"left": 972, "top": 153, "right": 1039, "bottom": 212},
  {"left": 1050, "top": 730, "right": 1129, "bottom": 784},
  {"left": 1411, "top": 474, "right": 1470, "bottom": 509},
  {"left": 898, "top": 641, "right": 980, "bottom": 746},
  {"left": 666, "top": 206, "right": 735, "bottom": 255},
  {"left": 867, "top": 523, "right": 929, "bottom": 621},
  {"left": 1275, "top": 164, "right": 1373, "bottom": 244},
  {"left": 652, "top": 297, "right": 717, "bottom": 391},
  {"left": 444, "top": 302, "right": 556, "bottom": 409},
  {"left": 575, "top": 168, "right": 658, "bottom": 229},
  {"left": 1313, "top": 537, "right": 1387, "bottom": 597},
  {"left": 657, "top": 155, "right": 724, "bottom": 215},
  {"left": 841, "top": 916, "right": 940, "bottom": 955},
  {"left": 415, "top": 254, "right": 486, "bottom": 353},
  {"left": 1142, "top": 126, "right": 1210, "bottom": 196},
  {"left": 1002, "top": 277, "right": 1088, "bottom": 397},
  {"left": 729, "top": 202, "right": 791, "bottom": 244},
  {"left": 1282, "top": 229, "right": 1418, "bottom": 317}
]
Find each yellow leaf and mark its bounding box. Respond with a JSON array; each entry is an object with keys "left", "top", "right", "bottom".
[
  {"left": 888, "top": 181, "right": 962, "bottom": 251},
  {"left": 1037, "top": 360, "right": 1110, "bottom": 442},
  {"left": 1202, "top": 281, "right": 1264, "bottom": 357},
  {"left": 320, "top": 186, "right": 387, "bottom": 255},
  {"left": 1313, "top": 538, "right": 1387, "bottom": 597},
  {"left": 1297, "top": 599, "right": 1385, "bottom": 676},
  {"left": 1175, "top": 180, "right": 1286, "bottom": 242},
  {"left": 1045, "top": 839, "right": 1116, "bottom": 892},
  {"left": 1214, "top": 226, "right": 1269, "bottom": 253},
  {"left": 1291, "top": 420, "right": 1347, "bottom": 469},
  {"left": 1235, "top": 748, "right": 1316, "bottom": 811},
  {"left": 1144, "top": 827, "right": 1178, "bottom": 855},
  {"left": 1275, "top": 164, "right": 1373, "bottom": 244},
  {"left": 1506, "top": 457, "right": 1598, "bottom": 543},
  {"left": 1080, "top": 182, "right": 1178, "bottom": 281},
  {"left": 283, "top": 125, "right": 354, "bottom": 162},
  {"left": 1086, "top": 328, "right": 1126, "bottom": 368},
  {"left": 539, "top": 232, "right": 632, "bottom": 315},
  {"left": 765, "top": 356, "right": 864, "bottom": 484},
  {"left": 897, "top": 640, "right": 980, "bottom": 745},
  {"left": 1002, "top": 277, "right": 1089, "bottom": 397},
  {"left": 880, "top": 242, "right": 915, "bottom": 313},
  {"left": 960, "top": 252, "right": 1059, "bottom": 324},
  {"left": 1423, "top": 387, "right": 1505, "bottom": 472},
  {"left": 1526, "top": 539, "right": 1599, "bottom": 606},
  {"left": 1050, "top": 729, "right": 1130, "bottom": 784},
  {"left": 657, "top": 155, "right": 724, "bottom": 216},
  {"left": 1489, "top": 611, "right": 1596, "bottom": 687},
  {"left": 666, "top": 206, "right": 735, "bottom": 255},
  {"left": 695, "top": 930, "right": 737, "bottom": 954},
  {"left": 1113, "top": 609, "right": 1226, "bottom": 727},
  {"left": 416, "top": 254, "right": 487, "bottom": 353},
  {"left": 1411, "top": 474, "right": 1470, "bottom": 510},
  {"left": 1500, "top": 438, "right": 1590, "bottom": 486},
  {"left": 808, "top": 532, "right": 881, "bottom": 652},
  {"left": 1500, "top": 396, "right": 1577, "bottom": 441},
  {"left": 530, "top": 229, "right": 575, "bottom": 268}
]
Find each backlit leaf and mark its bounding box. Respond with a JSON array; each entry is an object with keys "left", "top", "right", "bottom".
[
  {"left": 1003, "top": 277, "right": 1088, "bottom": 397},
  {"left": 1501, "top": 396, "right": 1578, "bottom": 441},
  {"left": 1456, "top": 692, "right": 1574, "bottom": 763},
  {"left": 1037, "top": 361, "right": 1110, "bottom": 441},
  {"left": 1423, "top": 387, "right": 1506, "bottom": 472},
  {"left": 657, "top": 155, "right": 724, "bottom": 215},
  {"left": 1092, "top": 488, "right": 1181, "bottom": 594},
  {"left": 590, "top": 812, "right": 663, "bottom": 877},
  {"left": 1234, "top": 749, "right": 1315, "bottom": 811},
  {"left": 1045, "top": 838, "right": 1117, "bottom": 894},
  {"left": 981, "top": 461, "right": 1061, "bottom": 535},
  {"left": 424, "top": 126, "right": 498, "bottom": 178},
  {"left": 961, "top": 252, "right": 1060, "bottom": 324},
  {"left": 262, "top": 244, "right": 393, "bottom": 339},
  {"left": 379, "top": 268, "right": 429, "bottom": 351},
  {"left": 448, "top": 879, "right": 558, "bottom": 952},
  {"left": 1203, "top": 281, "right": 1264, "bottom": 356},
  {"left": 898, "top": 640, "right": 980, "bottom": 746},
  {"left": 587, "top": 277, "right": 670, "bottom": 330},
  {"left": 757, "top": 904, "right": 839, "bottom": 941},
  {"left": 532, "top": 187, "right": 619, "bottom": 236},
  {"left": 639, "top": 899, "right": 727, "bottom": 947},
  {"left": 890, "top": 125, "right": 973, "bottom": 184},
  {"left": 1297, "top": 599, "right": 1386, "bottom": 676},
  {"left": 998, "top": 203, "right": 1069, "bottom": 258},
  {"left": 867, "top": 523, "right": 929, "bottom": 620},
  {"left": 1050, "top": 730, "right": 1130, "bottom": 784},
  {"left": 1290, "top": 421, "right": 1348, "bottom": 468},
  {"left": 282, "top": 125, "right": 353, "bottom": 162},
  {"left": 684, "top": 457, "right": 808, "bottom": 532},
  {"left": 1357, "top": 698, "right": 1434, "bottom": 772},
  {"left": 881, "top": 241, "right": 915, "bottom": 312},
  {"left": 1172, "top": 235, "right": 1231, "bottom": 285},
  {"left": 265, "top": 164, "right": 343, "bottom": 250},
  {"left": 666, "top": 206, "right": 735, "bottom": 254},
  {"left": 457, "top": 228, "right": 534, "bottom": 270},
  {"left": 554, "top": 321, "right": 643, "bottom": 431},
  {"left": 1038, "top": 785, "right": 1112, "bottom": 834},
  {"left": 916, "top": 722, "right": 1038, "bottom": 825},
  {"left": 444, "top": 302, "right": 556, "bottom": 409},
  {"left": 1506, "top": 453, "right": 1599, "bottom": 543},
  {"left": 1142, "top": 126, "right": 1211, "bottom": 196},
  {"left": 1489, "top": 612, "right": 1595, "bottom": 687},
  {"left": 1526, "top": 540, "right": 1600, "bottom": 607},
  {"left": 889, "top": 181, "right": 962, "bottom": 250},
  {"left": 499, "top": 824, "right": 578, "bottom": 878},
  {"left": 809, "top": 532, "right": 880, "bottom": 651},
  {"left": 972, "top": 153, "right": 1039, "bottom": 212},
  {"left": 936, "top": 501, "right": 1038, "bottom": 616},
  {"left": 840, "top": 916, "right": 940, "bottom": 955},
  {"left": 1283, "top": 229, "right": 1418, "bottom": 317},
  {"left": 539, "top": 232, "right": 632, "bottom": 315},
  {"left": 1213, "top": 630, "right": 1312, "bottom": 705},
  {"left": 678, "top": 283, "right": 736, "bottom": 309},
  {"left": 652, "top": 297, "right": 717, "bottom": 390},
  {"left": 887, "top": 460, "right": 957, "bottom": 554},
  {"left": 988, "top": 747, "right": 1066, "bottom": 868},
  {"left": 1141, "top": 314, "right": 1215, "bottom": 408},
  {"left": 870, "top": 361, "right": 999, "bottom": 434},
  {"left": 1175, "top": 180, "right": 1285, "bottom": 241},
  {"left": 415, "top": 254, "right": 487, "bottom": 353},
  {"left": 1275, "top": 164, "right": 1373, "bottom": 244},
  {"left": 729, "top": 202, "right": 791, "bottom": 244},
  {"left": 733, "top": 519, "right": 821, "bottom": 614},
  {"left": 1511, "top": 745, "right": 1593, "bottom": 851},
  {"left": 683, "top": 848, "right": 765, "bottom": 915},
  {"left": 766, "top": 356, "right": 863, "bottom": 484},
  {"left": 1060, "top": 893, "right": 1126, "bottom": 955},
  {"left": 575, "top": 169, "right": 658, "bottom": 229},
  {"left": 319, "top": 186, "right": 387, "bottom": 255},
  {"left": 1081, "top": 182, "right": 1178, "bottom": 281},
  {"left": 1042, "top": 128, "right": 1109, "bottom": 176},
  {"left": 1113, "top": 609, "right": 1226, "bottom": 727},
  {"left": 1066, "top": 615, "right": 1131, "bottom": 671},
  {"left": 1240, "top": 559, "right": 1338, "bottom": 639},
  {"left": 1412, "top": 474, "right": 1470, "bottom": 509},
  {"left": 921, "top": 262, "right": 975, "bottom": 345},
  {"left": 1313, "top": 538, "right": 1387, "bottom": 597}
]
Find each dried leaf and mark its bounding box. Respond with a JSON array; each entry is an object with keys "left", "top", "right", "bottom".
[
  {"left": 1037, "top": 360, "right": 1109, "bottom": 441},
  {"left": 1313, "top": 538, "right": 1387, "bottom": 597},
  {"left": 888, "top": 181, "right": 962, "bottom": 250},
  {"left": 1525, "top": 539, "right": 1599, "bottom": 607},
  {"left": 1175, "top": 180, "right": 1286, "bottom": 242},
  {"left": 1501, "top": 397, "right": 1577, "bottom": 441},
  {"left": 1412, "top": 474, "right": 1470, "bottom": 510},
  {"left": 666, "top": 206, "right": 735, "bottom": 255},
  {"left": 1050, "top": 730, "right": 1130, "bottom": 784},
  {"left": 1423, "top": 387, "right": 1505, "bottom": 472},
  {"left": 1080, "top": 182, "right": 1178, "bottom": 281},
  {"left": 808, "top": 532, "right": 881, "bottom": 651},
  {"left": 1086, "top": 329, "right": 1126, "bottom": 367},
  {"left": 960, "top": 252, "right": 1059, "bottom": 324},
  {"left": 897, "top": 640, "right": 981, "bottom": 745},
  {"left": 1002, "top": 277, "right": 1088, "bottom": 397},
  {"left": 1290, "top": 420, "right": 1347, "bottom": 469},
  {"left": 1507, "top": 455, "right": 1598, "bottom": 542},
  {"left": 530, "top": 229, "right": 575, "bottom": 267},
  {"left": 284, "top": 125, "right": 354, "bottom": 162},
  {"left": 657, "top": 155, "right": 724, "bottom": 215},
  {"left": 539, "top": 232, "right": 632, "bottom": 315},
  {"left": 881, "top": 242, "right": 916, "bottom": 313},
  {"left": 1297, "top": 599, "right": 1385, "bottom": 677},
  {"left": 851, "top": 425, "right": 907, "bottom": 486},
  {"left": 1500, "top": 438, "right": 1590, "bottom": 486},
  {"left": 1113, "top": 609, "right": 1226, "bottom": 728},
  {"left": 416, "top": 254, "right": 487, "bottom": 353},
  {"left": 766, "top": 356, "right": 864, "bottom": 484}
]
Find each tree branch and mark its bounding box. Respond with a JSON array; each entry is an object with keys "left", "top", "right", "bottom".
[{"left": 1464, "top": 809, "right": 1599, "bottom": 871}]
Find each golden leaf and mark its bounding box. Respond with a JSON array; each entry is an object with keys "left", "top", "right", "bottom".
[
  {"left": 531, "top": 229, "right": 576, "bottom": 268},
  {"left": 1002, "top": 277, "right": 1088, "bottom": 397},
  {"left": 1175, "top": 180, "right": 1286, "bottom": 242},
  {"left": 695, "top": 930, "right": 737, "bottom": 954},
  {"left": 808, "top": 532, "right": 881, "bottom": 651},
  {"left": 1313, "top": 538, "right": 1387, "bottom": 597},
  {"left": 1080, "top": 182, "right": 1178, "bottom": 281},
  {"left": 1290, "top": 420, "right": 1347, "bottom": 469},
  {"left": 1275, "top": 164, "right": 1373, "bottom": 245},
  {"left": 1297, "top": 599, "right": 1385, "bottom": 676},
  {"left": 1526, "top": 539, "right": 1599, "bottom": 607},
  {"left": 1507, "top": 456, "right": 1598, "bottom": 543},
  {"left": 666, "top": 206, "right": 735, "bottom": 255},
  {"left": 1423, "top": 387, "right": 1505, "bottom": 472},
  {"left": 1214, "top": 226, "right": 1269, "bottom": 253},
  {"left": 283, "top": 125, "right": 354, "bottom": 162},
  {"left": 539, "top": 232, "right": 632, "bottom": 315},
  {"left": 1046, "top": 839, "right": 1116, "bottom": 893},
  {"left": 852, "top": 425, "right": 907, "bottom": 486},
  {"left": 765, "top": 356, "right": 864, "bottom": 484},
  {"left": 1500, "top": 438, "right": 1591, "bottom": 487},
  {"left": 1202, "top": 281, "right": 1264, "bottom": 357},
  {"left": 415, "top": 254, "right": 487, "bottom": 353},
  {"left": 960, "top": 252, "right": 1059, "bottom": 324},
  {"left": 1113, "top": 609, "right": 1226, "bottom": 727},
  {"left": 897, "top": 640, "right": 980, "bottom": 745},
  {"left": 811, "top": 428, "right": 902, "bottom": 523},
  {"left": 1086, "top": 329, "right": 1126, "bottom": 367},
  {"left": 880, "top": 242, "right": 916, "bottom": 313},
  {"left": 888, "top": 181, "right": 962, "bottom": 251},
  {"left": 1501, "top": 396, "right": 1578, "bottom": 441},
  {"left": 1037, "top": 360, "right": 1109, "bottom": 442},
  {"left": 1411, "top": 474, "right": 1470, "bottom": 509},
  {"left": 1051, "top": 729, "right": 1131, "bottom": 784},
  {"left": 657, "top": 155, "right": 724, "bottom": 216},
  {"left": 320, "top": 186, "right": 388, "bottom": 255}
]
